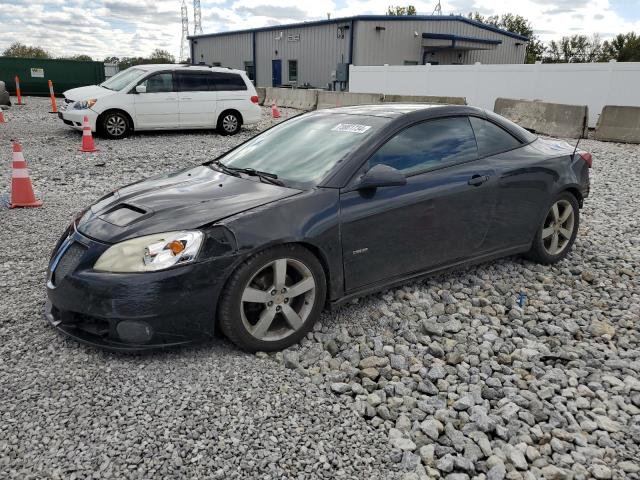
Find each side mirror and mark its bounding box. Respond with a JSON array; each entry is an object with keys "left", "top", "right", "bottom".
[
  {"left": 135, "top": 85, "right": 147, "bottom": 94},
  {"left": 357, "top": 164, "right": 407, "bottom": 190}
]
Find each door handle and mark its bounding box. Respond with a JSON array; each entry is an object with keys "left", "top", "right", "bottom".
[
  {"left": 468, "top": 175, "right": 490, "bottom": 186},
  {"left": 181, "top": 97, "right": 193, "bottom": 100},
  {"left": 165, "top": 97, "right": 176, "bottom": 101}
]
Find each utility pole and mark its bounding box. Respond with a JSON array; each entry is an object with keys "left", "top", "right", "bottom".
[
  {"left": 193, "top": 0, "right": 203, "bottom": 35},
  {"left": 179, "top": 0, "right": 189, "bottom": 62}
]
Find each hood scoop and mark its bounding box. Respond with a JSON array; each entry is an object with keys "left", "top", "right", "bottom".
[{"left": 99, "top": 204, "right": 149, "bottom": 227}]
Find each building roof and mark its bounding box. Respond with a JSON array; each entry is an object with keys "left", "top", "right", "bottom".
[{"left": 188, "top": 15, "right": 529, "bottom": 42}]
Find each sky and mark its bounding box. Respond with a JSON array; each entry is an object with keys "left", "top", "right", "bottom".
[{"left": 1, "top": 0, "right": 639, "bottom": 61}]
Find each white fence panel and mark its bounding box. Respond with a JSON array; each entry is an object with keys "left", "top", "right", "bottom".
[{"left": 349, "top": 62, "right": 640, "bottom": 128}]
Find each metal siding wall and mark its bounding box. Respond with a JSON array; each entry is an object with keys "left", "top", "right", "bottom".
[
  {"left": 256, "top": 24, "right": 349, "bottom": 88},
  {"left": 354, "top": 20, "right": 526, "bottom": 65},
  {"left": 192, "top": 33, "right": 252, "bottom": 71}
]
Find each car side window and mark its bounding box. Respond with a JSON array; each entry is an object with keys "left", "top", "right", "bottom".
[
  {"left": 141, "top": 73, "right": 174, "bottom": 93},
  {"left": 470, "top": 116, "right": 522, "bottom": 157},
  {"left": 210, "top": 72, "right": 248, "bottom": 91},
  {"left": 177, "top": 72, "right": 211, "bottom": 92},
  {"left": 368, "top": 117, "right": 478, "bottom": 175}
]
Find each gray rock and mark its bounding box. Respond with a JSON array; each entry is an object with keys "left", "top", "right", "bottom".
[
  {"left": 283, "top": 350, "right": 300, "bottom": 369},
  {"left": 390, "top": 437, "right": 417, "bottom": 452},
  {"left": 422, "top": 320, "right": 444, "bottom": 336},
  {"left": 359, "top": 356, "right": 389, "bottom": 369},
  {"left": 590, "top": 465, "right": 612, "bottom": 479},
  {"left": 330, "top": 382, "right": 351, "bottom": 394},
  {"left": 390, "top": 354, "right": 409, "bottom": 371},
  {"left": 487, "top": 464, "right": 506, "bottom": 480}
]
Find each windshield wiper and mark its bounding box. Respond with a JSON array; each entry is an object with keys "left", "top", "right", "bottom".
[
  {"left": 235, "top": 168, "right": 285, "bottom": 186},
  {"left": 209, "top": 160, "right": 242, "bottom": 177},
  {"left": 208, "top": 162, "right": 285, "bottom": 186}
]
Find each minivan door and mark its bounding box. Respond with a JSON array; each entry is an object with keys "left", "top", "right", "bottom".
[
  {"left": 132, "top": 72, "right": 179, "bottom": 129},
  {"left": 176, "top": 71, "right": 217, "bottom": 128}
]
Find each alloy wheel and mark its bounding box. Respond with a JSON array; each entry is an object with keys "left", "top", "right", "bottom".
[
  {"left": 240, "top": 258, "right": 316, "bottom": 341},
  {"left": 106, "top": 115, "right": 127, "bottom": 137},
  {"left": 541, "top": 199, "right": 575, "bottom": 255},
  {"left": 222, "top": 114, "right": 238, "bottom": 133}
]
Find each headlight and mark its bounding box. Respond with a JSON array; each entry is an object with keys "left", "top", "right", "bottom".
[
  {"left": 94, "top": 231, "right": 204, "bottom": 273},
  {"left": 73, "top": 98, "right": 97, "bottom": 110}
]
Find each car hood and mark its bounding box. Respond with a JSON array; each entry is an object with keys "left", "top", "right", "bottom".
[
  {"left": 77, "top": 165, "right": 301, "bottom": 243},
  {"left": 63, "top": 85, "right": 114, "bottom": 102}
]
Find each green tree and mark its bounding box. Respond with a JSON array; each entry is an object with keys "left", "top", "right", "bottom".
[
  {"left": 387, "top": 5, "right": 417, "bottom": 15},
  {"left": 601, "top": 32, "right": 640, "bottom": 61},
  {"left": 468, "top": 12, "right": 543, "bottom": 63},
  {"left": 149, "top": 49, "right": 175, "bottom": 64},
  {"left": 63, "top": 54, "right": 94, "bottom": 61},
  {"left": 543, "top": 34, "right": 605, "bottom": 63},
  {"left": 2, "top": 42, "right": 50, "bottom": 58}
]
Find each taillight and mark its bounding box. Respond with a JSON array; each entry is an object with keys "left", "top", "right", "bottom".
[
  {"left": 250, "top": 95, "right": 259, "bottom": 104},
  {"left": 579, "top": 151, "right": 593, "bottom": 168}
]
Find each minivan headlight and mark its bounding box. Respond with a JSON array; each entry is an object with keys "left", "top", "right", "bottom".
[
  {"left": 94, "top": 231, "right": 204, "bottom": 273},
  {"left": 74, "top": 98, "right": 97, "bottom": 110}
]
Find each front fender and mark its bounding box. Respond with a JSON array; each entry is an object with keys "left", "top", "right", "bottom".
[{"left": 221, "top": 188, "right": 344, "bottom": 301}]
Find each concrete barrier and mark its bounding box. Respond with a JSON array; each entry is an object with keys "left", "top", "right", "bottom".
[
  {"left": 256, "top": 87, "right": 266, "bottom": 106},
  {"left": 383, "top": 94, "right": 466, "bottom": 105},
  {"left": 317, "top": 91, "right": 383, "bottom": 110},
  {"left": 264, "top": 87, "right": 318, "bottom": 110},
  {"left": 494, "top": 98, "right": 588, "bottom": 139},
  {"left": 594, "top": 105, "right": 640, "bottom": 144}
]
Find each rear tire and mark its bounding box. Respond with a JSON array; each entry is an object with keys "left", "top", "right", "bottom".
[
  {"left": 218, "top": 245, "right": 326, "bottom": 352},
  {"left": 100, "top": 111, "right": 130, "bottom": 139},
  {"left": 525, "top": 191, "right": 579, "bottom": 264},
  {"left": 217, "top": 111, "right": 242, "bottom": 136}
]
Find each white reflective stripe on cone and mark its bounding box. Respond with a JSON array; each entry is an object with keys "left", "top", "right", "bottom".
[
  {"left": 12, "top": 152, "right": 25, "bottom": 162},
  {"left": 83, "top": 129, "right": 91, "bottom": 135},
  {"left": 12, "top": 168, "right": 30, "bottom": 178}
]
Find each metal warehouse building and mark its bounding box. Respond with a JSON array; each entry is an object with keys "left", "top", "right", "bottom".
[{"left": 188, "top": 15, "right": 529, "bottom": 89}]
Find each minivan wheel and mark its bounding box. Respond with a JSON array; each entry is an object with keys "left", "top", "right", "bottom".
[
  {"left": 217, "top": 111, "right": 241, "bottom": 136},
  {"left": 525, "top": 191, "right": 580, "bottom": 264},
  {"left": 218, "top": 245, "right": 326, "bottom": 352},
  {"left": 100, "top": 111, "right": 130, "bottom": 139}
]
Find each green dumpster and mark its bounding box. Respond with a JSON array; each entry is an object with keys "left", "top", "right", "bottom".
[{"left": 0, "top": 57, "right": 105, "bottom": 96}]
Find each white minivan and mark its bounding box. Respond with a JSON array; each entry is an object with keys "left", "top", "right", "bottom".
[{"left": 59, "top": 64, "right": 262, "bottom": 138}]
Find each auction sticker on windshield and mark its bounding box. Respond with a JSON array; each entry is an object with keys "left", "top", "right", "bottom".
[{"left": 331, "top": 124, "right": 372, "bottom": 134}]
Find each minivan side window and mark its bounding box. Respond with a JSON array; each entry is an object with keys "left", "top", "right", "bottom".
[
  {"left": 210, "top": 72, "right": 247, "bottom": 91},
  {"left": 140, "top": 73, "right": 174, "bottom": 93},
  {"left": 177, "top": 72, "right": 211, "bottom": 92},
  {"left": 469, "top": 116, "right": 522, "bottom": 157},
  {"left": 368, "top": 117, "right": 478, "bottom": 175}
]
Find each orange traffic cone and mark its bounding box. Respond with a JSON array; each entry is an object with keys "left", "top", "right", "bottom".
[
  {"left": 271, "top": 103, "right": 281, "bottom": 119},
  {"left": 80, "top": 116, "right": 98, "bottom": 152},
  {"left": 10, "top": 140, "right": 43, "bottom": 208},
  {"left": 0, "top": 110, "right": 6, "bottom": 124}
]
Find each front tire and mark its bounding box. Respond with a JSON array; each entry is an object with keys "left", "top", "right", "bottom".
[
  {"left": 218, "top": 245, "right": 326, "bottom": 352},
  {"left": 525, "top": 191, "right": 580, "bottom": 264},
  {"left": 100, "top": 111, "right": 130, "bottom": 139},
  {"left": 217, "top": 111, "right": 242, "bottom": 136}
]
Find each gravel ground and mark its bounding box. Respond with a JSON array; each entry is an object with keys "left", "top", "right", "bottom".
[{"left": 1, "top": 97, "right": 639, "bottom": 480}]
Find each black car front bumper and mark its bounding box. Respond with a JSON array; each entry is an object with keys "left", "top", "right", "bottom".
[{"left": 45, "top": 228, "right": 237, "bottom": 352}]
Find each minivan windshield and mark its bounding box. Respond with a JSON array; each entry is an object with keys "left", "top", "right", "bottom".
[
  {"left": 217, "top": 113, "right": 389, "bottom": 188},
  {"left": 100, "top": 68, "right": 145, "bottom": 91}
]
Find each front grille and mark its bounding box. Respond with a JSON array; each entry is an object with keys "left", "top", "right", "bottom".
[{"left": 52, "top": 242, "right": 87, "bottom": 285}]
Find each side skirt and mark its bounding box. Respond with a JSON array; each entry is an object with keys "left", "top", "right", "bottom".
[{"left": 329, "top": 244, "right": 530, "bottom": 310}]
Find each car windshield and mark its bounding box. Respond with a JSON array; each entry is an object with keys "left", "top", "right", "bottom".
[
  {"left": 218, "top": 113, "right": 389, "bottom": 187},
  {"left": 100, "top": 68, "right": 145, "bottom": 91}
]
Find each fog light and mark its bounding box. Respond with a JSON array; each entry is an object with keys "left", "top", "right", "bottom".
[{"left": 116, "top": 320, "right": 153, "bottom": 344}]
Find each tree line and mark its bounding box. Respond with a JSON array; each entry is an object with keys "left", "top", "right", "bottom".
[{"left": 1, "top": 42, "right": 177, "bottom": 68}]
